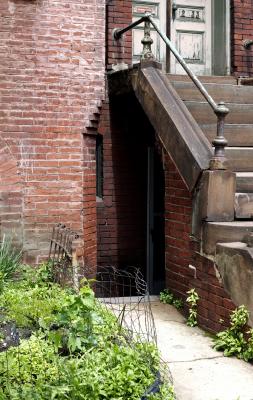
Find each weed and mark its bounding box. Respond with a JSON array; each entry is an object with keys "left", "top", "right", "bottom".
[
  {"left": 159, "top": 289, "right": 183, "bottom": 310},
  {"left": 0, "top": 235, "right": 22, "bottom": 292},
  {"left": 213, "top": 305, "right": 253, "bottom": 362},
  {"left": 186, "top": 288, "right": 199, "bottom": 327}
]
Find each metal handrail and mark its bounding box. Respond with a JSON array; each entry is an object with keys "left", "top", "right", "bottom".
[{"left": 113, "top": 13, "right": 229, "bottom": 170}]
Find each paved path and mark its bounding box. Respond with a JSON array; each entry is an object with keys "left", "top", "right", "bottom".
[{"left": 151, "top": 301, "right": 253, "bottom": 400}]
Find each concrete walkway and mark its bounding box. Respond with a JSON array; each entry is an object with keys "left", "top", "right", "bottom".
[{"left": 151, "top": 302, "right": 253, "bottom": 400}]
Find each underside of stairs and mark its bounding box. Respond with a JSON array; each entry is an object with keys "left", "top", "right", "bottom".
[{"left": 108, "top": 63, "right": 253, "bottom": 325}]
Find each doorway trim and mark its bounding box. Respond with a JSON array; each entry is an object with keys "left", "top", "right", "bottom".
[
  {"left": 212, "top": 0, "right": 231, "bottom": 75},
  {"left": 167, "top": 0, "right": 231, "bottom": 75}
]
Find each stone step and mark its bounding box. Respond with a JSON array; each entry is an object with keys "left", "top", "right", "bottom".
[
  {"left": 201, "top": 124, "right": 253, "bottom": 147},
  {"left": 235, "top": 193, "right": 253, "bottom": 219},
  {"left": 236, "top": 172, "right": 253, "bottom": 192},
  {"left": 203, "top": 221, "right": 253, "bottom": 254},
  {"left": 171, "top": 81, "right": 253, "bottom": 104},
  {"left": 225, "top": 148, "right": 253, "bottom": 171},
  {"left": 167, "top": 74, "right": 237, "bottom": 84},
  {"left": 185, "top": 102, "right": 253, "bottom": 125},
  {"left": 215, "top": 241, "right": 253, "bottom": 327}
]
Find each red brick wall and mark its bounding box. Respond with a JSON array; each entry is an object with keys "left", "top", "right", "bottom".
[
  {"left": 164, "top": 153, "right": 236, "bottom": 333},
  {"left": 0, "top": 0, "right": 105, "bottom": 264},
  {"left": 97, "top": 0, "right": 134, "bottom": 268},
  {"left": 97, "top": 95, "right": 149, "bottom": 271},
  {"left": 106, "top": 0, "right": 132, "bottom": 68},
  {"left": 231, "top": 0, "right": 253, "bottom": 76}
]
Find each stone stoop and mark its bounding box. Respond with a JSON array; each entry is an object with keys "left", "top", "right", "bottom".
[{"left": 171, "top": 75, "right": 253, "bottom": 322}]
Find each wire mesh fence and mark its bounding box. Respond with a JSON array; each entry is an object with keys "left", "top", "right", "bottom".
[{"left": 86, "top": 265, "right": 157, "bottom": 345}]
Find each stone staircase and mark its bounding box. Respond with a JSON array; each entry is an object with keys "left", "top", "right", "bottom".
[
  {"left": 170, "top": 74, "right": 253, "bottom": 223},
  {"left": 170, "top": 75, "right": 253, "bottom": 319},
  {"left": 108, "top": 65, "right": 253, "bottom": 319}
]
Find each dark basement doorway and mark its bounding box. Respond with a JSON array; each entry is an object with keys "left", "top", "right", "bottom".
[
  {"left": 103, "top": 93, "right": 165, "bottom": 296},
  {"left": 146, "top": 144, "right": 165, "bottom": 295}
]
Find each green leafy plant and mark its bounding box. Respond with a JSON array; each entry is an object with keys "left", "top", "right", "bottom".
[
  {"left": 0, "top": 269, "right": 174, "bottom": 399},
  {"left": 0, "top": 282, "right": 70, "bottom": 329},
  {"left": 213, "top": 305, "right": 253, "bottom": 362},
  {"left": 48, "top": 279, "right": 107, "bottom": 353},
  {"left": 186, "top": 288, "right": 199, "bottom": 327},
  {"left": 35, "top": 261, "right": 54, "bottom": 285},
  {"left": 0, "top": 334, "right": 173, "bottom": 400},
  {"left": 160, "top": 289, "right": 183, "bottom": 310},
  {"left": 0, "top": 235, "right": 22, "bottom": 293}
]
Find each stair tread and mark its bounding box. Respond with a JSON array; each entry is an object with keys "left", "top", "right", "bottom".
[
  {"left": 171, "top": 81, "right": 253, "bottom": 102},
  {"left": 235, "top": 192, "right": 253, "bottom": 195},
  {"left": 207, "top": 221, "right": 253, "bottom": 227},
  {"left": 236, "top": 172, "right": 253, "bottom": 177},
  {"left": 226, "top": 147, "right": 253, "bottom": 149},
  {"left": 201, "top": 124, "right": 253, "bottom": 146},
  {"left": 224, "top": 148, "right": 253, "bottom": 172},
  {"left": 167, "top": 74, "right": 237, "bottom": 84},
  {"left": 186, "top": 100, "right": 253, "bottom": 106},
  {"left": 184, "top": 102, "right": 253, "bottom": 124},
  {"left": 186, "top": 100, "right": 253, "bottom": 105},
  {"left": 217, "top": 241, "right": 248, "bottom": 249},
  {"left": 236, "top": 173, "right": 253, "bottom": 193},
  {"left": 203, "top": 221, "right": 253, "bottom": 253}
]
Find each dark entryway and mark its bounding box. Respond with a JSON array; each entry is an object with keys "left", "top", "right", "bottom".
[
  {"left": 146, "top": 145, "right": 165, "bottom": 294},
  {"left": 97, "top": 93, "right": 165, "bottom": 294}
]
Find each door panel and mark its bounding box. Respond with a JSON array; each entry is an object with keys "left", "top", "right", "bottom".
[
  {"left": 132, "top": 0, "right": 167, "bottom": 66},
  {"left": 170, "top": 0, "right": 212, "bottom": 75}
]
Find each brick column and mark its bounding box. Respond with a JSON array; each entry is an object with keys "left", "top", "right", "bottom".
[
  {"left": 83, "top": 134, "right": 97, "bottom": 270},
  {"left": 106, "top": 0, "right": 132, "bottom": 68}
]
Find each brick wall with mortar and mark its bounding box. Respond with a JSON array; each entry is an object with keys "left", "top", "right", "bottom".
[
  {"left": 0, "top": 0, "right": 105, "bottom": 264},
  {"left": 106, "top": 0, "right": 132, "bottom": 69},
  {"left": 97, "top": 94, "right": 148, "bottom": 270},
  {"left": 164, "top": 154, "right": 236, "bottom": 333},
  {"left": 97, "top": 0, "right": 138, "bottom": 268},
  {"left": 231, "top": 0, "right": 253, "bottom": 76}
]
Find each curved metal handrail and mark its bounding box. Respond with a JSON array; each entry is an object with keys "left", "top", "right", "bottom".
[{"left": 113, "top": 13, "right": 229, "bottom": 170}]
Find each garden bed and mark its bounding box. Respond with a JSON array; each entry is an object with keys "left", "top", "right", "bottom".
[{"left": 0, "top": 264, "right": 174, "bottom": 400}]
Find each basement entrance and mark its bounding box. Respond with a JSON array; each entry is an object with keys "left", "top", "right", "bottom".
[
  {"left": 97, "top": 94, "right": 165, "bottom": 295},
  {"left": 147, "top": 146, "right": 165, "bottom": 294}
]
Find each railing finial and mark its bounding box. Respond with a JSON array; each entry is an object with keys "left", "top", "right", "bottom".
[
  {"left": 141, "top": 14, "right": 154, "bottom": 60},
  {"left": 209, "top": 101, "right": 229, "bottom": 170}
]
